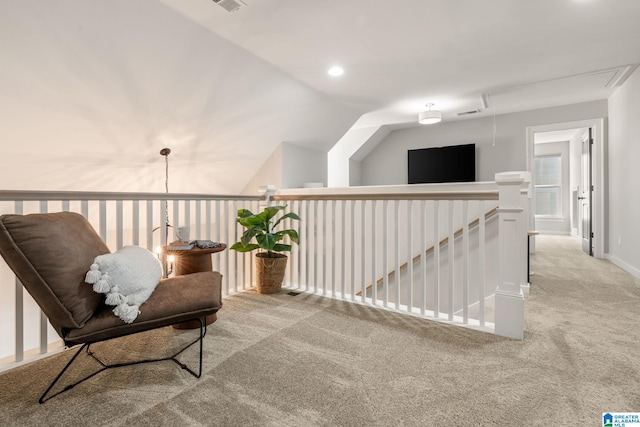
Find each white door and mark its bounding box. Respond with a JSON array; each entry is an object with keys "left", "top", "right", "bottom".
[{"left": 580, "top": 129, "right": 593, "bottom": 256}]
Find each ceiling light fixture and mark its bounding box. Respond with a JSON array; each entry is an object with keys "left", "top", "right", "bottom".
[
  {"left": 418, "top": 103, "right": 442, "bottom": 125},
  {"left": 328, "top": 66, "right": 344, "bottom": 77},
  {"left": 154, "top": 148, "right": 173, "bottom": 240}
]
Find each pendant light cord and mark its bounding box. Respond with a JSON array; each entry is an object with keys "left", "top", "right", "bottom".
[
  {"left": 164, "top": 153, "right": 169, "bottom": 227},
  {"left": 492, "top": 112, "right": 497, "bottom": 147},
  {"left": 159, "top": 148, "right": 172, "bottom": 231},
  {"left": 165, "top": 153, "right": 169, "bottom": 194}
]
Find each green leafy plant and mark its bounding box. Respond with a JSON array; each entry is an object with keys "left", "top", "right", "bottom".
[{"left": 230, "top": 205, "right": 300, "bottom": 258}]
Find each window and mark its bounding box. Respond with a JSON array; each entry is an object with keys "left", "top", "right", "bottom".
[{"left": 535, "top": 155, "right": 562, "bottom": 217}]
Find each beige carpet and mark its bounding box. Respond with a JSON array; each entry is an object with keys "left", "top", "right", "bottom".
[{"left": 1, "top": 235, "right": 639, "bottom": 426}]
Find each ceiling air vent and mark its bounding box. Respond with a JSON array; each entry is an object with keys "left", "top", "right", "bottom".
[
  {"left": 457, "top": 109, "right": 481, "bottom": 117},
  {"left": 212, "top": 0, "right": 244, "bottom": 12}
]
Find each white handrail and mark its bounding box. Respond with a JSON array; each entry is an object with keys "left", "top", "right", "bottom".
[{"left": 0, "top": 190, "right": 261, "bottom": 201}]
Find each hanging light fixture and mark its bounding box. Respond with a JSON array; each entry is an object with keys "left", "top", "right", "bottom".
[
  {"left": 154, "top": 148, "right": 173, "bottom": 277},
  {"left": 158, "top": 148, "right": 173, "bottom": 237},
  {"left": 418, "top": 103, "right": 442, "bottom": 125},
  {"left": 153, "top": 150, "right": 173, "bottom": 235}
]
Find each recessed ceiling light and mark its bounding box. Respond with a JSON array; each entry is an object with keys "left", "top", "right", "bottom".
[{"left": 328, "top": 66, "right": 344, "bottom": 77}]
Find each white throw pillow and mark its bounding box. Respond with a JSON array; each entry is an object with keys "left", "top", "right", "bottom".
[{"left": 85, "top": 246, "right": 163, "bottom": 323}]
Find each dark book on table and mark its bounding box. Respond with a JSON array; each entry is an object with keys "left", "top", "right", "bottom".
[{"left": 195, "top": 240, "right": 223, "bottom": 249}]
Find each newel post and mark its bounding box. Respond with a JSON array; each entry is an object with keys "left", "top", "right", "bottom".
[
  {"left": 520, "top": 172, "right": 532, "bottom": 295},
  {"left": 258, "top": 185, "right": 277, "bottom": 208},
  {"left": 494, "top": 172, "right": 527, "bottom": 340}
]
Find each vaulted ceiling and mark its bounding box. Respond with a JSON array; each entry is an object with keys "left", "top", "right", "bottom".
[{"left": 161, "top": 0, "right": 640, "bottom": 124}]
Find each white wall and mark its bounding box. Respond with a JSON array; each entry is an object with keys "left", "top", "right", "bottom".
[
  {"left": 534, "top": 141, "right": 570, "bottom": 234},
  {"left": 328, "top": 125, "right": 389, "bottom": 187},
  {"left": 241, "top": 145, "right": 283, "bottom": 195},
  {"left": 242, "top": 142, "right": 328, "bottom": 194},
  {"left": 0, "top": 1, "right": 359, "bottom": 195},
  {"left": 359, "top": 101, "right": 608, "bottom": 186},
  {"left": 607, "top": 69, "right": 640, "bottom": 277},
  {"left": 282, "top": 144, "right": 327, "bottom": 189}
]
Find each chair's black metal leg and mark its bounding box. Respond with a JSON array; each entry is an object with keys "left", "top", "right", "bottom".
[
  {"left": 39, "top": 344, "right": 87, "bottom": 404},
  {"left": 40, "top": 343, "right": 113, "bottom": 403},
  {"left": 39, "top": 317, "right": 211, "bottom": 403},
  {"left": 198, "top": 317, "right": 204, "bottom": 377},
  {"left": 170, "top": 317, "right": 204, "bottom": 378}
]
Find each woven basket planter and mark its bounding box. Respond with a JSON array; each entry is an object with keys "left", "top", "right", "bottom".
[{"left": 255, "top": 253, "right": 288, "bottom": 294}]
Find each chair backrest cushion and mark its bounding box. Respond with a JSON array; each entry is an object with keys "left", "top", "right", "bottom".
[{"left": 0, "top": 212, "right": 110, "bottom": 332}]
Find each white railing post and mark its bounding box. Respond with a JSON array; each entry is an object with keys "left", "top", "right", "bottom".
[
  {"left": 258, "top": 185, "right": 276, "bottom": 208},
  {"left": 494, "top": 172, "right": 526, "bottom": 340}
]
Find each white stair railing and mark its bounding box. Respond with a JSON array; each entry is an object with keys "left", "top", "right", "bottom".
[
  {"left": 271, "top": 182, "right": 504, "bottom": 333},
  {"left": 272, "top": 174, "right": 529, "bottom": 339},
  {"left": 0, "top": 175, "right": 529, "bottom": 371}
]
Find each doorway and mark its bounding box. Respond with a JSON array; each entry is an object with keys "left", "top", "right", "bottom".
[
  {"left": 526, "top": 118, "right": 605, "bottom": 258},
  {"left": 533, "top": 134, "right": 573, "bottom": 235},
  {"left": 580, "top": 129, "right": 593, "bottom": 255}
]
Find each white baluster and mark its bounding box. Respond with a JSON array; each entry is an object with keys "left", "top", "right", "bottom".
[
  {"left": 382, "top": 200, "right": 389, "bottom": 308},
  {"left": 116, "top": 200, "right": 123, "bottom": 250},
  {"left": 478, "top": 200, "right": 486, "bottom": 327},
  {"left": 447, "top": 200, "right": 455, "bottom": 321},
  {"left": 433, "top": 200, "right": 440, "bottom": 318},
  {"left": 132, "top": 200, "right": 140, "bottom": 246},
  {"left": 146, "top": 201, "right": 153, "bottom": 251},
  {"left": 420, "top": 200, "right": 427, "bottom": 316},
  {"left": 361, "top": 200, "right": 367, "bottom": 303},
  {"left": 14, "top": 201, "right": 24, "bottom": 363},
  {"left": 371, "top": 200, "right": 377, "bottom": 305},
  {"left": 462, "top": 200, "right": 469, "bottom": 324},
  {"left": 407, "top": 200, "right": 414, "bottom": 312}
]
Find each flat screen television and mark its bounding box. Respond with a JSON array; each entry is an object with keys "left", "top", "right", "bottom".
[{"left": 408, "top": 143, "right": 476, "bottom": 184}]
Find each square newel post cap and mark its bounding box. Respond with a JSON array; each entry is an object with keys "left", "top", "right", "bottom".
[
  {"left": 258, "top": 185, "right": 277, "bottom": 195},
  {"left": 258, "top": 185, "right": 277, "bottom": 206},
  {"left": 495, "top": 172, "right": 526, "bottom": 210}
]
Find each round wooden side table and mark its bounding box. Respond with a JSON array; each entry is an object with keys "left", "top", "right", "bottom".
[{"left": 164, "top": 243, "right": 226, "bottom": 329}]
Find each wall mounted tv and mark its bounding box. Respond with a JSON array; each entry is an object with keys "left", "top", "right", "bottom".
[{"left": 408, "top": 143, "right": 476, "bottom": 184}]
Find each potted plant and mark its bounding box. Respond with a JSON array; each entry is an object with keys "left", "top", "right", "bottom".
[{"left": 230, "top": 205, "right": 300, "bottom": 294}]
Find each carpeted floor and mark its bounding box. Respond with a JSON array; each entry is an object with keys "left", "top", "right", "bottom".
[{"left": 1, "top": 235, "right": 639, "bottom": 426}]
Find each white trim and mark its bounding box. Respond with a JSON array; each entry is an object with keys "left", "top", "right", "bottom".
[
  {"left": 0, "top": 343, "right": 65, "bottom": 373},
  {"left": 526, "top": 118, "right": 605, "bottom": 258},
  {"left": 494, "top": 290, "right": 524, "bottom": 340},
  {"left": 605, "top": 254, "right": 640, "bottom": 279}
]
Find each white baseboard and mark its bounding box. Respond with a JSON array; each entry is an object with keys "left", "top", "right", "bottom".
[{"left": 605, "top": 254, "right": 640, "bottom": 279}]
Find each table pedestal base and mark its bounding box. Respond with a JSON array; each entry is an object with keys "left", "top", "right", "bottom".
[{"left": 164, "top": 243, "right": 226, "bottom": 331}]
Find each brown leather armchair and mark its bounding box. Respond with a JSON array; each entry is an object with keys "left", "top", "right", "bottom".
[{"left": 0, "top": 212, "right": 223, "bottom": 403}]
